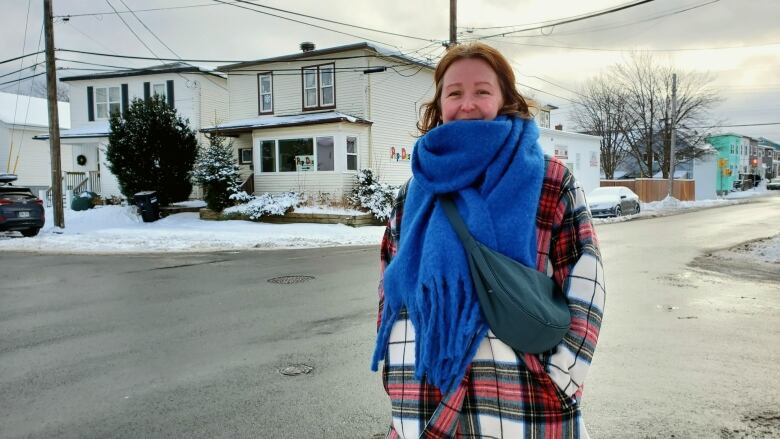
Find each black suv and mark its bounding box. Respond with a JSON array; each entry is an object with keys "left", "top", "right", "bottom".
[{"left": 0, "top": 174, "right": 45, "bottom": 237}]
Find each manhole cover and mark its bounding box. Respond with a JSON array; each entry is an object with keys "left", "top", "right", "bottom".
[
  {"left": 268, "top": 275, "right": 315, "bottom": 284},
  {"left": 279, "top": 364, "right": 314, "bottom": 376}
]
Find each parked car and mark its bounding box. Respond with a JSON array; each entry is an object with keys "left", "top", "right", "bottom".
[
  {"left": 587, "top": 186, "right": 641, "bottom": 218},
  {"left": 0, "top": 174, "right": 45, "bottom": 237},
  {"left": 768, "top": 177, "right": 780, "bottom": 190}
]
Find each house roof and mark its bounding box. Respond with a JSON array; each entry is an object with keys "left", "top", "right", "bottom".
[
  {"left": 33, "top": 121, "right": 109, "bottom": 140},
  {"left": 60, "top": 62, "right": 226, "bottom": 82},
  {"left": 200, "top": 111, "right": 372, "bottom": 135},
  {"left": 217, "top": 42, "right": 435, "bottom": 71},
  {"left": 0, "top": 92, "right": 70, "bottom": 129}
]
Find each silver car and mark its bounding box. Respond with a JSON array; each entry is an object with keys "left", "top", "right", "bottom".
[
  {"left": 767, "top": 177, "right": 780, "bottom": 190},
  {"left": 587, "top": 186, "right": 641, "bottom": 217}
]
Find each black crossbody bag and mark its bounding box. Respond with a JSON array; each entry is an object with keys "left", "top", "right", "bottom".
[{"left": 439, "top": 195, "right": 570, "bottom": 353}]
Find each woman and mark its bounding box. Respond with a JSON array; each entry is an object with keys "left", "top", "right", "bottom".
[{"left": 371, "top": 42, "right": 605, "bottom": 438}]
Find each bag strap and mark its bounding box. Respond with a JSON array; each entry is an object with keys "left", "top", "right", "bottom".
[{"left": 438, "top": 195, "right": 477, "bottom": 252}]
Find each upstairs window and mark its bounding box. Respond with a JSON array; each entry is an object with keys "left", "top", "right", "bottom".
[
  {"left": 152, "top": 83, "right": 166, "bottom": 98},
  {"left": 95, "top": 86, "right": 121, "bottom": 119},
  {"left": 302, "top": 63, "right": 335, "bottom": 110},
  {"left": 258, "top": 73, "right": 273, "bottom": 114}
]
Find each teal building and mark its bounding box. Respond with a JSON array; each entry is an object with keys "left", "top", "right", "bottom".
[{"left": 706, "top": 134, "right": 743, "bottom": 193}]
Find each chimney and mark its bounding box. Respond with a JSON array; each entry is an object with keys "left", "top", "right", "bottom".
[
  {"left": 300, "top": 42, "right": 315, "bottom": 52},
  {"left": 554, "top": 124, "right": 563, "bottom": 131}
]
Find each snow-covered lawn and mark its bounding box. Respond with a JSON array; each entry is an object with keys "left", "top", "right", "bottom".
[
  {"left": 0, "top": 185, "right": 775, "bottom": 255},
  {"left": 0, "top": 205, "right": 385, "bottom": 254}
]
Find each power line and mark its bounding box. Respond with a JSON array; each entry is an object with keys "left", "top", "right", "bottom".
[
  {"left": 0, "top": 62, "right": 45, "bottom": 80},
  {"left": 688, "top": 122, "right": 780, "bottom": 128},
  {"left": 515, "top": 81, "right": 577, "bottom": 103},
  {"left": 55, "top": 48, "right": 433, "bottom": 66},
  {"left": 462, "top": 0, "right": 664, "bottom": 30},
  {"left": 61, "top": 19, "right": 122, "bottom": 55},
  {"left": 104, "top": 0, "right": 163, "bottom": 60},
  {"left": 117, "top": 0, "right": 182, "bottom": 59},
  {"left": 474, "top": 0, "right": 719, "bottom": 39},
  {"left": 55, "top": 0, "right": 243, "bottom": 18},
  {"left": 474, "top": 0, "right": 656, "bottom": 40},
  {"left": 210, "top": 0, "right": 408, "bottom": 50},
  {"left": 0, "top": 71, "right": 46, "bottom": 88},
  {"left": 487, "top": 39, "right": 780, "bottom": 53},
  {"left": 231, "top": 0, "right": 437, "bottom": 42},
  {"left": 0, "top": 51, "right": 45, "bottom": 66},
  {"left": 55, "top": 58, "right": 135, "bottom": 70}
]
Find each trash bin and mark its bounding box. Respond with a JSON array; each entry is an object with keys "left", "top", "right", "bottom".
[
  {"left": 134, "top": 191, "right": 160, "bottom": 222},
  {"left": 71, "top": 191, "right": 98, "bottom": 211}
]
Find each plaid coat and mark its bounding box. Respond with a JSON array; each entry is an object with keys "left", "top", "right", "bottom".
[{"left": 376, "top": 156, "right": 605, "bottom": 439}]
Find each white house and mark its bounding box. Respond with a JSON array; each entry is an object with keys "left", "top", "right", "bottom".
[
  {"left": 0, "top": 92, "right": 70, "bottom": 192},
  {"left": 537, "top": 127, "right": 602, "bottom": 195},
  {"left": 36, "top": 63, "right": 227, "bottom": 198},
  {"left": 202, "top": 42, "right": 436, "bottom": 197}
]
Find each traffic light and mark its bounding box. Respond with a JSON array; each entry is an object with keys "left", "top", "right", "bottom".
[{"left": 750, "top": 157, "right": 759, "bottom": 167}]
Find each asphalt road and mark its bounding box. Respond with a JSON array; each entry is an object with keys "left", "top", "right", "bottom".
[{"left": 1, "top": 195, "right": 779, "bottom": 438}]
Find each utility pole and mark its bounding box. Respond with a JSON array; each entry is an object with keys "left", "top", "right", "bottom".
[
  {"left": 667, "top": 73, "right": 677, "bottom": 198},
  {"left": 44, "top": 0, "right": 64, "bottom": 228},
  {"left": 449, "top": 0, "right": 457, "bottom": 47}
]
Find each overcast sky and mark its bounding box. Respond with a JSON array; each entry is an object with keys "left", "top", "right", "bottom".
[{"left": 2, "top": 0, "right": 779, "bottom": 141}]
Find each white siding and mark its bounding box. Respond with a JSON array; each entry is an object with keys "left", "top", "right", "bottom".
[
  {"left": 223, "top": 47, "right": 434, "bottom": 192},
  {"left": 227, "top": 49, "right": 369, "bottom": 121},
  {"left": 1, "top": 121, "right": 56, "bottom": 188},
  {"left": 66, "top": 72, "right": 226, "bottom": 133},
  {"left": 538, "top": 128, "right": 601, "bottom": 195},
  {"left": 693, "top": 154, "right": 717, "bottom": 200},
  {"left": 364, "top": 58, "right": 434, "bottom": 186},
  {"left": 197, "top": 75, "right": 229, "bottom": 129}
]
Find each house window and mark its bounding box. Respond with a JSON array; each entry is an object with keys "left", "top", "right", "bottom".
[
  {"left": 152, "top": 83, "right": 166, "bottom": 98},
  {"left": 301, "top": 64, "right": 335, "bottom": 110},
  {"left": 346, "top": 137, "right": 358, "bottom": 171},
  {"left": 303, "top": 68, "right": 318, "bottom": 108},
  {"left": 238, "top": 148, "right": 253, "bottom": 165},
  {"left": 320, "top": 66, "right": 334, "bottom": 107},
  {"left": 260, "top": 140, "right": 276, "bottom": 173},
  {"left": 95, "top": 86, "right": 121, "bottom": 119},
  {"left": 258, "top": 73, "right": 273, "bottom": 114},
  {"left": 316, "top": 137, "right": 334, "bottom": 171},
  {"left": 279, "top": 138, "right": 314, "bottom": 172}
]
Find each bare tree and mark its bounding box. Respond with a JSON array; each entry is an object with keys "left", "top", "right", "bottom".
[
  {"left": 654, "top": 70, "right": 722, "bottom": 178},
  {"left": 30, "top": 77, "right": 70, "bottom": 102},
  {"left": 613, "top": 52, "right": 664, "bottom": 177},
  {"left": 613, "top": 53, "right": 721, "bottom": 178},
  {"left": 571, "top": 74, "right": 630, "bottom": 179}
]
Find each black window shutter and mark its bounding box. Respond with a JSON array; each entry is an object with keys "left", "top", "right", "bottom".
[
  {"left": 87, "top": 86, "right": 94, "bottom": 121},
  {"left": 166, "top": 80, "right": 174, "bottom": 107},
  {"left": 143, "top": 82, "right": 150, "bottom": 101},
  {"left": 121, "top": 83, "right": 129, "bottom": 115}
]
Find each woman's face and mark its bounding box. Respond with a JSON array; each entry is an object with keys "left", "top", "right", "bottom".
[{"left": 439, "top": 58, "right": 504, "bottom": 124}]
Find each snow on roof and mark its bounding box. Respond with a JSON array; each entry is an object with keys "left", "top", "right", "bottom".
[
  {"left": 0, "top": 92, "right": 70, "bottom": 129},
  {"left": 201, "top": 111, "right": 372, "bottom": 133},
  {"left": 33, "top": 121, "right": 109, "bottom": 140}
]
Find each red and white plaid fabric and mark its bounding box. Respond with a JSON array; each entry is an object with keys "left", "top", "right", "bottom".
[{"left": 376, "top": 156, "right": 605, "bottom": 438}]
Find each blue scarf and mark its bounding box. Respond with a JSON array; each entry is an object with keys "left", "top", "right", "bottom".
[{"left": 371, "top": 115, "right": 545, "bottom": 393}]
